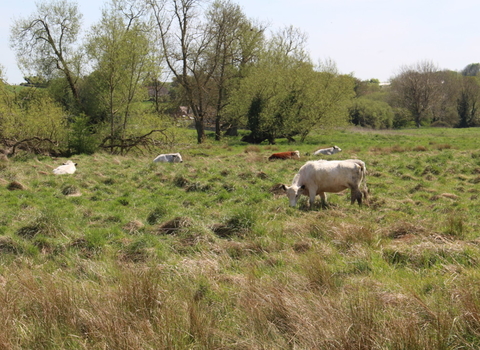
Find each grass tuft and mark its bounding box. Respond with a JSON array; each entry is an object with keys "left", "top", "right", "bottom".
[
  {"left": 156, "top": 216, "right": 193, "bottom": 235},
  {"left": 16, "top": 211, "right": 66, "bottom": 239},
  {"left": 7, "top": 180, "right": 26, "bottom": 190}
]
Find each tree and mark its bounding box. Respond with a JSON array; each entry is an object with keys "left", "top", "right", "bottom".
[
  {"left": 225, "top": 31, "right": 354, "bottom": 143},
  {"left": 225, "top": 27, "right": 312, "bottom": 143},
  {"left": 85, "top": 0, "right": 159, "bottom": 154},
  {"left": 461, "top": 63, "right": 480, "bottom": 77},
  {"left": 148, "top": 0, "right": 260, "bottom": 143},
  {"left": 302, "top": 63, "right": 355, "bottom": 140},
  {"left": 430, "top": 70, "right": 461, "bottom": 127},
  {"left": 0, "top": 66, "right": 10, "bottom": 141},
  {"left": 147, "top": 0, "right": 210, "bottom": 143},
  {"left": 10, "top": 0, "right": 83, "bottom": 110},
  {"left": 390, "top": 61, "right": 444, "bottom": 127},
  {"left": 205, "top": 0, "right": 264, "bottom": 140},
  {"left": 354, "top": 78, "right": 381, "bottom": 97},
  {"left": 457, "top": 76, "right": 480, "bottom": 127}
]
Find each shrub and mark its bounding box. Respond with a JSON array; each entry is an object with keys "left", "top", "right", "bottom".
[
  {"left": 349, "top": 98, "right": 394, "bottom": 129},
  {"left": 1, "top": 90, "right": 68, "bottom": 154},
  {"left": 67, "top": 115, "right": 99, "bottom": 155}
]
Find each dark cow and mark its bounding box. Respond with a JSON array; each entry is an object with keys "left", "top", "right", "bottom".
[{"left": 268, "top": 151, "right": 300, "bottom": 161}]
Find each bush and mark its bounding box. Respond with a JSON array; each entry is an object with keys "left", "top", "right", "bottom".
[
  {"left": 392, "top": 107, "right": 412, "bottom": 128},
  {"left": 67, "top": 115, "right": 99, "bottom": 155},
  {"left": 0, "top": 87, "right": 69, "bottom": 154},
  {"left": 349, "top": 98, "right": 394, "bottom": 129}
]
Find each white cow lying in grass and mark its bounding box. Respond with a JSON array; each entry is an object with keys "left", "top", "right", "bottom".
[
  {"left": 313, "top": 145, "right": 342, "bottom": 156},
  {"left": 282, "top": 159, "right": 366, "bottom": 208},
  {"left": 53, "top": 160, "right": 77, "bottom": 175},
  {"left": 153, "top": 153, "right": 183, "bottom": 163}
]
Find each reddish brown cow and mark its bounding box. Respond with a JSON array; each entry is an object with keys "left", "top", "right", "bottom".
[{"left": 268, "top": 150, "right": 300, "bottom": 161}]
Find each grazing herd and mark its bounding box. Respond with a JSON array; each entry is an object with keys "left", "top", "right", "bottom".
[{"left": 52, "top": 144, "right": 367, "bottom": 209}]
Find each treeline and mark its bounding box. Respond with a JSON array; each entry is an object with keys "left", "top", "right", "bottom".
[
  {"left": 353, "top": 61, "right": 480, "bottom": 130},
  {"left": 1, "top": 0, "right": 479, "bottom": 156}
]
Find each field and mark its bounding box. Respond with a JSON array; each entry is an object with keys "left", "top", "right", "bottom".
[{"left": 1, "top": 127, "right": 480, "bottom": 349}]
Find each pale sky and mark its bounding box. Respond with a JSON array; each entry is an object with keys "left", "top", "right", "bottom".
[{"left": 1, "top": 0, "right": 479, "bottom": 84}]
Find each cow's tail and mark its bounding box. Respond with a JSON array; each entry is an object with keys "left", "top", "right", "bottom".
[{"left": 360, "top": 164, "right": 368, "bottom": 200}]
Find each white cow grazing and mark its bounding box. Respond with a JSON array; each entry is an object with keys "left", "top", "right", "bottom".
[
  {"left": 317, "top": 158, "right": 368, "bottom": 198},
  {"left": 315, "top": 158, "right": 366, "bottom": 176},
  {"left": 153, "top": 153, "right": 183, "bottom": 163},
  {"left": 53, "top": 160, "right": 77, "bottom": 175},
  {"left": 313, "top": 145, "right": 342, "bottom": 156},
  {"left": 282, "top": 160, "right": 366, "bottom": 208}
]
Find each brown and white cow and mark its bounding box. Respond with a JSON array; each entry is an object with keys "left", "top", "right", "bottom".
[
  {"left": 313, "top": 145, "right": 342, "bottom": 156},
  {"left": 282, "top": 160, "right": 366, "bottom": 208},
  {"left": 268, "top": 151, "right": 300, "bottom": 161}
]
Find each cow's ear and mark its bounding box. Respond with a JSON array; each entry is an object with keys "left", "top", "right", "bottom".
[{"left": 281, "top": 185, "right": 286, "bottom": 191}]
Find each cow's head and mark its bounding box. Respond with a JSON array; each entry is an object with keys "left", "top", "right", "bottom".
[
  {"left": 333, "top": 146, "right": 342, "bottom": 152},
  {"left": 282, "top": 184, "right": 306, "bottom": 207},
  {"left": 172, "top": 154, "right": 183, "bottom": 163}
]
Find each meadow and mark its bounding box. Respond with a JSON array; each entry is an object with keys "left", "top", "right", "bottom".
[{"left": 1, "top": 127, "right": 480, "bottom": 349}]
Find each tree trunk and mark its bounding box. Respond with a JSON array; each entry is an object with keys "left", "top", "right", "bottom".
[
  {"left": 224, "top": 124, "right": 238, "bottom": 136},
  {"left": 195, "top": 118, "right": 206, "bottom": 144},
  {"left": 215, "top": 116, "right": 221, "bottom": 141}
]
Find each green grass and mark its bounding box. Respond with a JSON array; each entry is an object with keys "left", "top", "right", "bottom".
[{"left": 1, "top": 126, "right": 480, "bottom": 349}]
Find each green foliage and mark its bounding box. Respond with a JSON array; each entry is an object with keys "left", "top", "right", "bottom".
[
  {"left": 392, "top": 107, "right": 413, "bottom": 128},
  {"left": 10, "top": 0, "right": 83, "bottom": 108},
  {"left": 354, "top": 78, "right": 381, "bottom": 97},
  {"left": 0, "top": 87, "right": 68, "bottom": 147},
  {"left": 226, "top": 54, "right": 355, "bottom": 143},
  {"left": 85, "top": 2, "right": 157, "bottom": 153},
  {"left": 461, "top": 63, "right": 480, "bottom": 77},
  {"left": 67, "top": 115, "right": 98, "bottom": 155},
  {"left": 457, "top": 76, "right": 480, "bottom": 127},
  {"left": 10, "top": 0, "right": 82, "bottom": 76},
  {"left": 46, "top": 77, "right": 77, "bottom": 112},
  {"left": 349, "top": 97, "right": 394, "bottom": 129}
]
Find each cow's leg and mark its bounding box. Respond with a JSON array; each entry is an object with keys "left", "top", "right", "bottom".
[
  {"left": 351, "top": 188, "right": 362, "bottom": 205},
  {"left": 308, "top": 186, "right": 317, "bottom": 208},
  {"left": 319, "top": 192, "right": 327, "bottom": 207}
]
